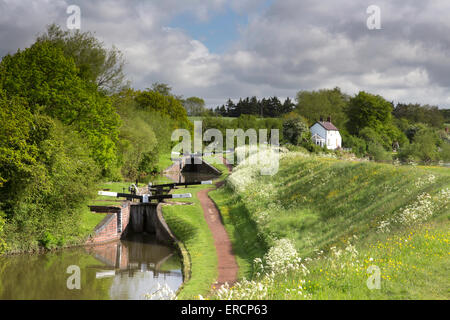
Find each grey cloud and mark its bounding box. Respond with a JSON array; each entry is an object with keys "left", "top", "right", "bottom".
[{"left": 0, "top": 0, "right": 449, "bottom": 108}]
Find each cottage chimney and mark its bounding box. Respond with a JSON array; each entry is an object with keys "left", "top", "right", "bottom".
[{"left": 327, "top": 116, "right": 331, "bottom": 122}]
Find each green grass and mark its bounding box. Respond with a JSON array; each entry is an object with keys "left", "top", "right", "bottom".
[
  {"left": 262, "top": 218, "right": 449, "bottom": 300},
  {"left": 210, "top": 152, "right": 450, "bottom": 299},
  {"left": 202, "top": 156, "right": 229, "bottom": 176},
  {"left": 91, "top": 181, "right": 131, "bottom": 206},
  {"left": 157, "top": 151, "right": 175, "bottom": 172},
  {"left": 240, "top": 156, "right": 449, "bottom": 258},
  {"left": 79, "top": 206, "right": 106, "bottom": 237},
  {"left": 162, "top": 184, "right": 218, "bottom": 299}
]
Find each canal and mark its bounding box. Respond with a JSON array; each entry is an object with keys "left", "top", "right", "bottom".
[
  {"left": 0, "top": 233, "right": 182, "bottom": 300},
  {"left": 0, "top": 168, "right": 220, "bottom": 300}
]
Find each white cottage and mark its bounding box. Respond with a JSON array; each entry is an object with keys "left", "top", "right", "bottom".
[{"left": 310, "top": 117, "right": 342, "bottom": 150}]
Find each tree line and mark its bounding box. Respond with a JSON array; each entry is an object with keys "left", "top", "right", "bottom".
[
  {"left": 288, "top": 88, "right": 449, "bottom": 163},
  {"left": 212, "top": 96, "right": 295, "bottom": 118},
  {"left": 206, "top": 87, "right": 449, "bottom": 164}
]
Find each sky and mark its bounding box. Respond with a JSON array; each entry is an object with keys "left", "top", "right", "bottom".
[{"left": 1, "top": 0, "right": 450, "bottom": 109}]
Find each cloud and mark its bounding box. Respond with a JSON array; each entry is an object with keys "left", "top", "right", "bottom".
[{"left": 0, "top": 0, "right": 449, "bottom": 108}]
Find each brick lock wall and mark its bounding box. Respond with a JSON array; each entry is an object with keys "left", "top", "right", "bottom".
[{"left": 86, "top": 202, "right": 131, "bottom": 245}]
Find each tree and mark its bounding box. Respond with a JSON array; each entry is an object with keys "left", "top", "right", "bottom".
[
  {"left": 113, "top": 93, "right": 159, "bottom": 180},
  {"left": 296, "top": 87, "right": 349, "bottom": 129},
  {"left": 183, "top": 97, "right": 206, "bottom": 116},
  {"left": 37, "top": 24, "right": 127, "bottom": 94},
  {"left": 150, "top": 82, "right": 173, "bottom": 96},
  {"left": 0, "top": 91, "right": 36, "bottom": 188},
  {"left": 0, "top": 40, "right": 120, "bottom": 173},
  {"left": 282, "top": 97, "right": 295, "bottom": 115},
  {"left": 346, "top": 91, "right": 394, "bottom": 135},
  {"left": 134, "top": 89, "right": 191, "bottom": 130},
  {"left": 398, "top": 127, "right": 440, "bottom": 163},
  {"left": 393, "top": 103, "right": 444, "bottom": 128}
]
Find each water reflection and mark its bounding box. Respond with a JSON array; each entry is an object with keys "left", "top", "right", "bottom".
[{"left": 0, "top": 234, "right": 182, "bottom": 300}]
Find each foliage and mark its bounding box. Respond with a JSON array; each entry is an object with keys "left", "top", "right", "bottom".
[
  {"left": 440, "top": 142, "right": 450, "bottom": 161},
  {"left": 282, "top": 112, "right": 310, "bottom": 146},
  {"left": 134, "top": 89, "right": 191, "bottom": 130},
  {"left": 341, "top": 133, "right": 366, "bottom": 157},
  {"left": 0, "top": 92, "right": 37, "bottom": 188},
  {"left": 393, "top": 103, "right": 444, "bottom": 128},
  {"left": 0, "top": 211, "right": 6, "bottom": 254},
  {"left": 346, "top": 91, "right": 394, "bottom": 136},
  {"left": 214, "top": 96, "right": 294, "bottom": 118},
  {"left": 2, "top": 118, "right": 99, "bottom": 252},
  {"left": 295, "top": 87, "right": 349, "bottom": 129},
  {"left": 367, "top": 142, "right": 392, "bottom": 162},
  {"left": 183, "top": 97, "right": 209, "bottom": 116},
  {"left": 150, "top": 82, "right": 173, "bottom": 96},
  {"left": 112, "top": 92, "right": 161, "bottom": 180},
  {"left": 0, "top": 39, "right": 120, "bottom": 174},
  {"left": 200, "top": 115, "right": 283, "bottom": 145},
  {"left": 37, "top": 24, "right": 127, "bottom": 94},
  {"left": 398, "top": 127, "right": 441, "bottom": 163}
]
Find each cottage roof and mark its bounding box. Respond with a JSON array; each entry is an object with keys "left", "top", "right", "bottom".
[{"left": 313, "top": 121, "right": 339, "bottom": 131}]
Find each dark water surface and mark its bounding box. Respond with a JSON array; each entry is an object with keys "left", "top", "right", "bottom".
[{"left": 0, "top": 234, "right": 182, "bottom": 300}]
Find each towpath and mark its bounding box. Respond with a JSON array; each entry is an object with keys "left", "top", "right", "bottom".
[{"left": 197, "top": 157, "right": 237, "bottom": 289}]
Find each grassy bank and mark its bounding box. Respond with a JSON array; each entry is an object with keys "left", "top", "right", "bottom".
[
  {"left": 210, "top": 151, "right": 449, "bottom": 299},
  {"left": 162, "top": 184, "right": 218, "bottom": 299}
]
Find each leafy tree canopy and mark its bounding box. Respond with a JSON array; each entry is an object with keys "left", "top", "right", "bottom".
[
  {"left": 183, "top": 96, "right": 207, "bottom": 116},
  {"left": 0, "top": 40, "right": 120, "bottom": 173},
  {"left": 37, "top": 24, "right": 127, "bottom": 94},
  {"left": 346, "top": 91, "right": 394, "bottom": 136},
  {"left": 134, "top": 89, "right": 191, "bottom": 130},
  {"left": 393, "top": 103, "right": 444, "bottom": 128},
  {"left": 295, "top": 87, "right": 349, "bottom": 129}
]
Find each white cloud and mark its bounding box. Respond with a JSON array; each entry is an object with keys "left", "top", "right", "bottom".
[{"left": 0, "top": 0, "right": 449, "bottom": 108}]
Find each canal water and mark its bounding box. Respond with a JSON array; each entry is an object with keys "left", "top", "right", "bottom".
[
  {"left": 0, "top": 234, "right": 182, "bottom": 300},
  {"left": 0, "top": 169, "right": 220, "bottom": 300}
]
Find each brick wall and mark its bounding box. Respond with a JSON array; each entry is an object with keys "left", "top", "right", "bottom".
[{"left": 85, "top": 202, "right": 131, "bottom": 245}]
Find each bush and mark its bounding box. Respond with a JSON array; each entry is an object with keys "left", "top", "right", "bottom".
[
  {"left": 342, "top": 134, "right": 366, "bottom": 157},
  {"left": 398, "top": 128, "right": 440, "bottom": 163},
  {"left": 440, "top": 142, "right": 450, "bottom": 162},
  {"left": 282, "top": 113, "right": 309, "bottom": 145},
  {"left": 367, "top": 142, "right": 392, "bottom": 162},
  {"left": 1, "top": 118, "right": 99, "bottom": 251}
]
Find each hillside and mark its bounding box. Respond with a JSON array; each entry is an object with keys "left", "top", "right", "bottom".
[{"left": 209, "top": 151, "right": 449, "bottom": 299}]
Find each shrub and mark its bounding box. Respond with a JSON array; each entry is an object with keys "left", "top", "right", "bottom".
[
  {"left": 367, "top": 142, "right": 392, "bottom": 162},
  {"left": 282, "top": 113, "right": 309, "bottom": 146}
]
